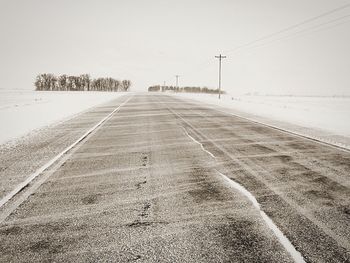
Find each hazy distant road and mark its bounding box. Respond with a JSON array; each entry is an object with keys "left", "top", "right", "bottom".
[{"left": 0, "top": 94, "right": 349, "bottom": 262}]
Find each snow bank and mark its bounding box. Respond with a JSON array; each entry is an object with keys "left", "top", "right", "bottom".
[
  {"left": 0, "top": 90, "right": 127, "bottom": 145},
  {"left": 173, "top": 93, "right": 350, "bottom": 149}
]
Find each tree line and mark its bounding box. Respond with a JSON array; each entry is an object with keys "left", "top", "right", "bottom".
[
  {"left": 35, "top": 73, "right": 131, "bottom": 92},
  {"left": 148, "top": 85, "right": 223, "bottom": 94}
]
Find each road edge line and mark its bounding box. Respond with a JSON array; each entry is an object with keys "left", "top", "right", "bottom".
[
  {"left": 172, "top": 95, "right": 350, "bottom": 153},
  {"left": 0, "top": 95, "right": 133, "bottom": 209}
]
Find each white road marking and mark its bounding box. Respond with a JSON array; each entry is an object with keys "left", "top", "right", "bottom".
[
  {"left": 0, "top": 95, "right": 133, "bottom": 209},
  {"left": 218, "top": 171, "right": 306, "bottom": 263},
  {"left": 180, "top": 96, "right": 350, "bottom": 153},
  {"left": 181, "top": 123, "right": 306, "bottom": 263},
  {"left": 181, "top": 126, "right": 216, "bottom": 159},
  {"left": 174, "top": 99, "right": 350, "bottom": 240}
]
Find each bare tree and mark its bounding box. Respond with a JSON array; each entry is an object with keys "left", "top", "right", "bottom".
[
  {"left": 148, "top": 85, "right": 222, "bottom": 94},
  {"left": 35, "top": 73, "right": 130, "bottom": 92}
]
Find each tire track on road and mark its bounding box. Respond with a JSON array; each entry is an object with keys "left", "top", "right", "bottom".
[
  {"left": 174, "top": 95, "right": 350, "bottom": 153},
  {"left": 179, "top": 99, "right": 350, "bottom": 248},
  {"left": 158, "top": 97, "right": 306, "bottom": 263},
  {"left": 162, "top": 95, "right": 350, "bottom": 262}
]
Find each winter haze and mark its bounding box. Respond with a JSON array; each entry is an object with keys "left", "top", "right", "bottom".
[
  {"left": 1, "top": 0, "right": 350, "bottom": 95},
  {"left": 1, "top": 1, "right": 350, "bottom": 262}
]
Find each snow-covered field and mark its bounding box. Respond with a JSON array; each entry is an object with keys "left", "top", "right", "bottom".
[
  {"left": 0, "top": 90, "right": 127, "bottom": 145},
  {"left": 174, "top": 93, "right": 350, "bottom": 149},
  {"left": 2, "top": 90, "right": 350, "bottom": 149}
]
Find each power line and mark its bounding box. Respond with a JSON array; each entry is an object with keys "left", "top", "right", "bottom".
[
  {"left": 162, "top": 3, "right": 350, "bottom": 88},
  {"left": 168, "top": 6, "right": 350, "bottom": 85},
  {"left": 198, "top": 6, "right": 350, "bottom": 72},
  {"left": 223, "top": 3, "right": 350, "bottom": 54},
  {"left": 238, "top": 13, "right": 350, "bottom": 54}
]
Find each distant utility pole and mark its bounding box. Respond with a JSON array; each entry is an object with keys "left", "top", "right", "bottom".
[
  {"left": 215, "top": 54, "right": 226, "bottom": 99},
  {"left": 175, "top": 75, "right": 180, "bottom": 89}
]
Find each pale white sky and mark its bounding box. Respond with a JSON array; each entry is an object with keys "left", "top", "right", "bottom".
[{"left": 0, "top": 0, "right": 350, "bottom": 95}]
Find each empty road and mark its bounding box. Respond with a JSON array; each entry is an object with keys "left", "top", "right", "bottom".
[{"left": 0, "top": 94, "right": 349, "bottom": 262}]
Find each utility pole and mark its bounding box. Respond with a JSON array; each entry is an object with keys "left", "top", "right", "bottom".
[
  {"left": 215, "top": 54, "right": 226, "bottom": 99},
  {"left": 175, "top": 75, "right": 180, "bottom": 91}
]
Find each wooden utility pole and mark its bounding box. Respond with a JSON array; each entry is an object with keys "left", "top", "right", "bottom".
[
  {"left": 215, "top": 54, "right": 226, "bottom": 99},
  {"left": 175, "top": 75, "right": 180, "bottom": 92},
  {"left": 175, "top": 75, "right": 179, "bottom": 88}
]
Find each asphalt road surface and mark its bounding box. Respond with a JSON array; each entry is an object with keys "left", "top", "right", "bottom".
[{"left": 0, "top": 94, "right": 349, "bottom": 262}]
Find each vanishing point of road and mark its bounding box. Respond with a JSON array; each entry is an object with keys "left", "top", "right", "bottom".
[{"left": 0, "top": 94, "right": 349, "bottom": 262}]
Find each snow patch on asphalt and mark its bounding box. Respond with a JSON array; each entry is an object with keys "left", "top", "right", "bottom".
[
  {"left": 218, "top": 171, "right": 306, "bottom": 263},
  {"left": 181, "top": 125, "right": 306, "bottom": 263},
  {"left": 181, "top": 126, "right": 216, "bottom": 158}
]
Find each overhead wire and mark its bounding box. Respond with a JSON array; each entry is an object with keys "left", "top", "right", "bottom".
[
  {"left": 162, "top": 3, "right": 350, "bottom": 87},
  {"left": 223, "top": 3, "right": 350, "bottom": 54},
  {"left": 228, "top": 13, "right": 350, "bottom": 55}
]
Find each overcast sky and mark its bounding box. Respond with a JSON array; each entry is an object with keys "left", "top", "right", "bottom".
[{"left": 1, "top": 0, "right": 350, "bottom": 95}]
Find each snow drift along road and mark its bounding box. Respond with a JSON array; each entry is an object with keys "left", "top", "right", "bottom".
[
  {"left": 0, "top": 90, "right": 128, "bottom": 145},
  {"left": 174, "top": 93, "right": 350, "bottom": 149}
]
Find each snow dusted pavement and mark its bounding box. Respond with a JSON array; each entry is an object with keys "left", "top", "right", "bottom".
[
  {"left": 0, "top": 96, "right": 133, "bottom": 211},
  {"left": 0, "top": 94, "right": 349, "bottom": 262},
  {"left": 173, "top": 93, "right": 350, "bottom": 150},
  {"left": 0, "top": 94, "right": 129, "bottom": 204}
]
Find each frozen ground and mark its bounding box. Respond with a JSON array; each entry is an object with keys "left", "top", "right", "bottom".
[
  {"left": 173, "top": 93, "right": 350, "bottom": 149},
  {"left": 0, "top": 90, "right": 127, "bottom": 145},
  {"left": 1, "top": 94, "right": 349, "bottom": 262}
]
